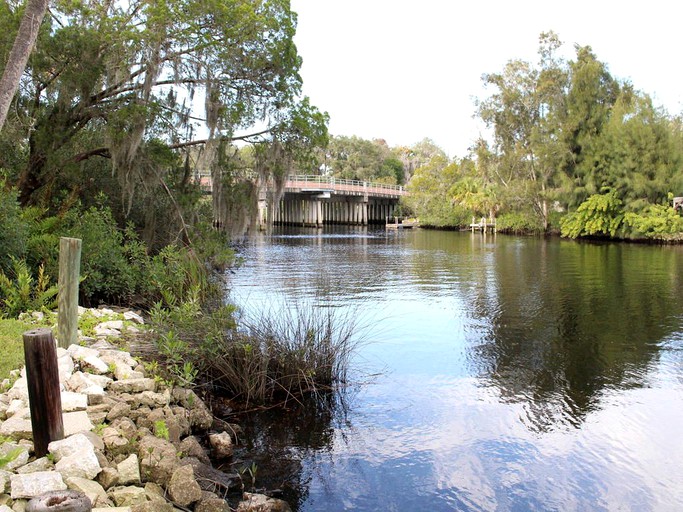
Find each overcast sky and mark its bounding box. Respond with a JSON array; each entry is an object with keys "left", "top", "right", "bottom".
[{"left": 290, "top": 0, "right": 683, "bottom": 157}]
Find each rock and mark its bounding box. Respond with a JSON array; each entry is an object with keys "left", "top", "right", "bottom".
[
  {"left": 195, "top": 498, "right": 231, "bottom": 512},
  {"left": 123, "top": 311, "right": 144, "bottom": 324},
  {"left": 66, "top": 477, "right": 111, "bottom": 508},
  {"left": 63, "top": 411, "right": 94, "bottom": 437},
  {"left": 67, "top": 346, "right": 100, "bottom": 360},
  {"left": 237, "top": 493, "right": 292, "bottom": 512},
  {"left": 189, "top": 402, "right": 214, "bottom": 431},
  {"left": 6, "top": 400, "right": 26, "bottom": 418},
  {"left": 131, "top": 503, "right": 173, "bottom": 512},
  {"left": 0, "top": 416, "right": 33, "bottom": 441},
  {"left": 137, "top": 436, "right": 178, "bottom": 486},
  {"left": 0, "top": 470, "right": 11, "bottom": 493},
  {"left": 208, "top": 432, "right": 233, "bottom": 459},
  {"left": 66, "top": 372, "right": 112, "bottom": 393},
  {"left": 80, "top": 431, "right": 105, "bottom": 452},
  {"left": 48, "top": 434, "right": 95, "bottom": 462},
  {"left": 178, "top": 436, "right": 210, "bottom": 465},
  {"left": 7, "top": 377, "right": 28, "bottom": 401},
  {"left": 97, "top": 320, "right": 124, "bottom": 331},
  {"left": 106, "top": 402, "right": 131, "bottom": 422},
  {"left": 15, "top": 458, "right": 53, "bottom": 475},
  {"left": 97, "top": 467, "right": 119, "bottom": 490},
  {"left": 81, "top": 356, "right": 110, "bottom": 375},
  {"left": 10, "top": 472, "right": 67, "bottom": 500},
  {"left": 55, "top": 448, "right": 101, "bottom": 480},
  {"left": 136, "top": 391, "right": 170, "bottom": 408},
  {"left": 60, "top": 392, "right": 88, "bottom": 412},
  {"left": 116, "top": 455, "right": 140, "bottom": 486},
  {"left": 113, "top": 365, "right": 144, "bottom": 382},
  {"left": 178, "top": 458, "right": 238, "bottom": 496},
  {"left": 0, "top": 443, "right": 29, "bottom": 471},
  {"left": 101, "top": 428, "right": 131, "bottom": 456},
  {"left": 108, "top": 486, "right": 147, "bottom": 507},
  {"left": 109, "top": 418, "right": 137, "bottom": 443},
  {"left": 108, "top": 379, "right": 156, "bottom": 394},
  {"left": 167, "top": 465, "right": 201, "bottom": 507}
]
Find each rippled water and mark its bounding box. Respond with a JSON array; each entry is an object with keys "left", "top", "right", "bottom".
[{"left": 227, "top": 227, "right": 683, "bottom": 511}]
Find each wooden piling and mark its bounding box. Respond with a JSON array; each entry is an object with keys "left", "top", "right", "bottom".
[
  {"left": 57, "top": 237, "right": 81, "bottom": 349},
  {"left": 23, "top": 328, "right": 64, "bottom": 457}
]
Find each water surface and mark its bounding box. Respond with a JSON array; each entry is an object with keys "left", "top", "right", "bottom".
[{"left": 227, "top": 227, "right": 683, "bottom": 511}]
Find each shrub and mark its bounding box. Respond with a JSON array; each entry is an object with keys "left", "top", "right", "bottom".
[
  {"left": 623, "top": 204, "right": 683, "bottom": 241},
  {"left": 0, "top": 258, "right": 57, "bottom": 318},
  {"left": 560, "top": 191, "right": 624, "bottom": 239},
  {"left": 496, "top": 211, "right": 545, "bottom": 235},
  {"left": 0, "top": 183, "right": 28, "bottom": 272}
]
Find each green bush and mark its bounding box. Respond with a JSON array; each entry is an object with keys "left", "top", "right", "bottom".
[
  {"left": 0, "top": 258, "right": 57, "bottom": 318},
  {"left": 496, "top": 211, "right": 545, "bottom": 235},
  {"left": 0, "top": 183, "right": 28, "bottom": 272},
  {"left": 623, "top": 204, "right": 683, "bottom": 241},
  {"left": 560, "top": 191, "right": 625, "bottom": 239}
]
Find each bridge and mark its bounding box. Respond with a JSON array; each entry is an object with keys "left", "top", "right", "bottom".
[
  {"left": 276, "top": 175, "right": 404, "bottom": 226},
  {"left": 198, "top": 173, "right": 405, "bottom": 227}
]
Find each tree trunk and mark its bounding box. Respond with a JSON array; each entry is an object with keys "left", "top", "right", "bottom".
[{"left": 0, "top": 0, "right": 50, "bottom": 130}]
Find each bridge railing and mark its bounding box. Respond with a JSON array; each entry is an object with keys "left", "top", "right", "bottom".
[{"left": 286, "top": 175, "right": 405, "bottom": 195}]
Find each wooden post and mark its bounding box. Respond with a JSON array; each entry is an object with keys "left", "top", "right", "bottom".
[
  {"left": 23, "top": 328, "right": 64, "bottom": 457},
  {"left": 58, "top": 237, "right": 81, "bottom": 349}
]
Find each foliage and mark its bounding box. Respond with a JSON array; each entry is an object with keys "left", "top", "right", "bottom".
[
  {"left": 623, "top": 204, "right": 683, "bottom": 240},
  {"left": 0, "top": 258, "right": 57, "bottom": 318},
  {"left": 560, "top": 191, "right": 624, "bottom": 239},
  {"left": 0, "top": 182, "right": 29, "bottom": 272},
  {"left": 496, "top": 212, "right": 546, "bottom": 235},
  {"left": 0, "top": 318, "right": 33, "bottom": 380}
]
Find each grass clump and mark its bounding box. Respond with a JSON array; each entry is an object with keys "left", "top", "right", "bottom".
[
  {"left": 0, "top": 318, "right": 33, "bottom": 380},
  {"left": 147, "top": 297, "right": 364, "bottom": 407}
]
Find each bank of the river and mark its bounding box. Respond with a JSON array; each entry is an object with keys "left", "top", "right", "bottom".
[{"left": 0, "top": 308, "right": 290, "bottom": 512}]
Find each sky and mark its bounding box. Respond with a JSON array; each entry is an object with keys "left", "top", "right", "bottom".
[{"left": 289, "top": 0, "right": 683, "bottom": 158}]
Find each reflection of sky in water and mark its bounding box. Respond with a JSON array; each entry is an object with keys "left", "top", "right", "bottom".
[{"left": 229, "top": 229, "right": 683, "bottom": 511}]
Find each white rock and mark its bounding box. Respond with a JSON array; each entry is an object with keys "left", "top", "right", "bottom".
[
  {"left": 6, "top": 400, "right": 26, "bottom": 418},
  {"left": 55, "top": 447, "right": 101, "bottom": 480},
  {"left": 92, "top": 509, "right": 132, "bottom": 512},
  {"left": 0, "top": 505, "right": 10, "bottom": 512},
  {"left": 123, "top": 311, "right": 144, "bottom": 324},
  {"left": 66, "top": 371, "right": 112, "bottom": 393},
  {"left": 108, "top": 378, "right": 156, "bottom": 394},
  {"left": 93, "top": 308, "right": 115, "bottom": 317},
  {"left": 0, "top": 443, "right": 29, "bottom": 470},
  {"left": 66, "top": 476, "right": 110, "bottom": 507},
  {"left": 63, "top": 411, "right": 94, "bottom": 437},
  {"left": 0, "top": 415, "right": 33, "bottom": 441},
  {"left": 113, "top": 364, "right": 144, "bottom": 381},
  {"left": 98, "top": 350, "right": 137, "bottom": 369},
  {"left": 67, "top": 345, "right": 100, "bottom": 360},
  {"left": 116, "top": 454, "right": 141, "bottom": 485},
  {"left": 10, "top": 471, "right": 66, "bottom": 499},
  {"left": 97, "top": 320, "right": 124, "bottom": 330},
  {"left": 61, "top": 391, "right": 88, "bottom": 412},
  {"left": 80, "top": 355, "right": 109, "bottom": 375},
  {"left": 48, "top": 433, "right": 95, "bottom": 462},
  {"left": 7, "top": 378, "right": 28, "bottom": 401},
  {"left": 57, "top": 351, "right": 75, "bottom": 381},
  {"left": 0, "top": 470, "right": 9, "bottom": 493}
]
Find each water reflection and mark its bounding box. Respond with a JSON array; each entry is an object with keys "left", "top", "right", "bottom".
[{"left": 227, "top": 228, "right": 683, "bottom": 511}]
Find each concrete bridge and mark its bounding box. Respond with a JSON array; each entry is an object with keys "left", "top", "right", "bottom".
[
  {"left": 273, "top": 175, "right": 405, "bottom": 226},
  {"left": 198, "top": 172, "right": 405, "bottom": 227}
]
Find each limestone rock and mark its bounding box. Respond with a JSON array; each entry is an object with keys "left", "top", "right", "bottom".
[
  {"left": 101, "top": 427, "right": 131, "bottom": 456},
  {"left": 0, "top": 470, "right": 10, "bottom": 493},
  {"left": 97, "top": 320, "right": 124, "bottom": 331},
  {"left": 97, "top": 467, "right": 119, "bottom": 490},
  {"left": 48, "top": 433, "right": 94, "bottom": 462},
  {"left": 195, "top": 498, "right": 231, "bottom": 512},
  {"left": 208, "top": 432, "right": 233, "bottom": 459},
  {"left": 137, "top": 435, "right": 178, "bottom": 486},
  {"left": 178, "top": 436, "right": 210, "bottom": 465},
  {"left": 0, "top": 416, "right": 33, "bottom": 441},
  {"left": 66, "top": 476, "right": 111, "bottom": 508},
  {"left": 0, "top": 443, "right": 29, "bottom": 471},
  {"left": 55, "top": 447, "right": 101, "bottom": 480},
  {"left": 15, "top": 457, "right": 53, "bottom": 474},
  {"left": 130, "top": 503, "right": 173, "bottom": 512},
  {"left": 10, "top": 472, "right": 67, "bottom": 500},
  {"left": 106, "top": 402, "right": 131, "bottom": 422},
  {"left": 108, "top": 379, "right": 156, "bottom": 394},
  {"left": 63, "top": 411, "right": 95, "bottom": 437},
  {"left": 167, "top": 465, "right": 201, "bottom": 507},
  {"left": 189, "top": 401, "right": 214, "bottom": 431},
  {"left": 61, "top": 391, "right": 88, "bottom": 412},
  {"left": 108, "top": 485, "right": 147, "bottom": 507},
  {"left": 123, "top": 311, "right": 144, "bottom": 324},
  {"left": 117, "top": 455, "right": 140, "bottom": 486},
  {"left": 237, "top": 493, "right": 292, "bottom": 512}
]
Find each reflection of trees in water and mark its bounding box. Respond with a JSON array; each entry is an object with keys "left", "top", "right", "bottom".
[
  {"left": 225, "top": 392, "right": 348, "bottom": 511},
  {"left": 408, "top": 232, "right": 683, "bottom": 432}
]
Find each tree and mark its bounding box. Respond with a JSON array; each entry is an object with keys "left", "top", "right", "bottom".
[{"left": 0, "top": 0, "right": 49, "bottom": 131}]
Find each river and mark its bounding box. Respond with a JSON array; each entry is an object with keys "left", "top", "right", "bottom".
[{"left": 226, "top": 226, "right": 683, "bottom": 512}]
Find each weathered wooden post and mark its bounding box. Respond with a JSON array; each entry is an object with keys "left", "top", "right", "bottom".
[
  {"left": 57, "top": 237, "right": 81, "bottom": 349},
  {"left": 23, "top": 328, "right": 64, "bottom": 457}
]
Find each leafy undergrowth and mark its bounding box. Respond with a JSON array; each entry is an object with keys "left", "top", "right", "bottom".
[{"left": 0, "top": 318, "right": 33, "bottom": 381}]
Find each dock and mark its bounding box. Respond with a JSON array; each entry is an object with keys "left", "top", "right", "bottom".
[
  {"left": 470, "top": 216, "right": 496, "bottom": 233},
  {"left": 386, "top": 217, "right": 419, "bottom": 230}
]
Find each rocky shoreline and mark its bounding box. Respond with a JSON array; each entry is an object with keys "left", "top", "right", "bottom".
[{"left": 0, "top": 308, "right": 290, "bottom": 512}]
